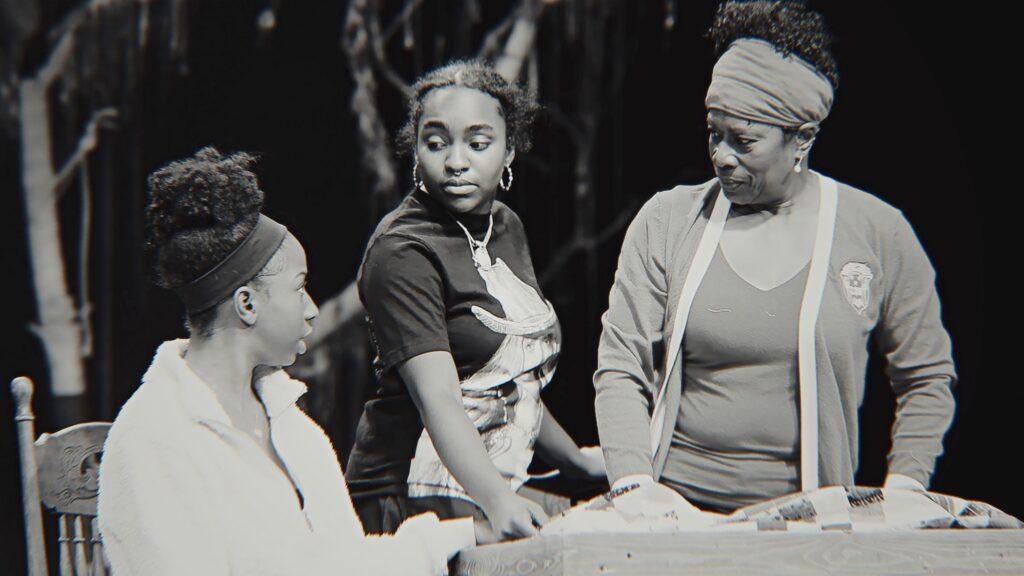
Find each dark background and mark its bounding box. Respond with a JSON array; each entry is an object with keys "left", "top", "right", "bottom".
[{"left": 1, "top": 1, "right": 1005, "bottom": 572}]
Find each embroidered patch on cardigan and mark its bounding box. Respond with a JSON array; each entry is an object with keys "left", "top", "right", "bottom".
[{"left": 840, "top": 262, "right": 874, "bottom": 315}]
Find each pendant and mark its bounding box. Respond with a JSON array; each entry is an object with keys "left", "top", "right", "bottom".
[{"left": 472, "top": 244, "right": 492, "bottom": 269}]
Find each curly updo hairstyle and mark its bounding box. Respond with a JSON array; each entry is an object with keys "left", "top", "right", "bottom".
[
  {"left": 145, "top": 146, "right": 272, "bottom": 335},
  {"left": 707, "top": 0, "right": 839, "bottom": 91},
  {"left": 395, "top": 59, "right": 541, "bottom": 157}
]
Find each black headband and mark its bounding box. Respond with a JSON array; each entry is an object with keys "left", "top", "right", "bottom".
[{"left": 171, "top": 214, "right": 288, "bottom": 314}]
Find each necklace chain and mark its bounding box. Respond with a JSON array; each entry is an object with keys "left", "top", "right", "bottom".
[{"left": 454, "top": 214, "right": 494, "bottom": 268}]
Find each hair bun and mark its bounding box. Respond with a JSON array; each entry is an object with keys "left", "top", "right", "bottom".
[
  {"left": 146, "top": 146, "right": 263, "bottom": 243},
  {"left": 145, "top": 146, "right": 265, "bottom": 288}
]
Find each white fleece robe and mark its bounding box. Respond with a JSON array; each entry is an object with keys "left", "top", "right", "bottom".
[{"left": 97, "top": 339, "right": 474, "bottom": 575}]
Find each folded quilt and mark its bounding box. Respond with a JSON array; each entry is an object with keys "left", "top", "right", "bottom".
[{"left": 542, "top": 485, "right": 1022, "bottom": 535}]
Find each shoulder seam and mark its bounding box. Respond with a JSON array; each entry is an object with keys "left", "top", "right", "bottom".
[{"left": 365, "top": 230, "right": 439, "bottom": 261}]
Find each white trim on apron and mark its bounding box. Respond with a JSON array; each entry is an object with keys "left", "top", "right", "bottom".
[{"left": 649, "top": 172, "right": 838, "bottom": 492}]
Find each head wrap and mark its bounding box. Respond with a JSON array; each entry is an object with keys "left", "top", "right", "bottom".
[
  {"left": 705, "top": 38, "right": 834, "bottom": 128},
  {"left": 172, "top": 214, "right": 288, "bottom": 313}
]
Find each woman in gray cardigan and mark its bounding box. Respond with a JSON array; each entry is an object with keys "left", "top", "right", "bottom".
[{"left": 594, "top": 1, "right": 955, "bottom": 513}]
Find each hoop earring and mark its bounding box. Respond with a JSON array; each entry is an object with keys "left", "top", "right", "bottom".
[
  {"left": 500, "top": 164, "right": 513, "bottom": 191},
  {"left": 413, "top": 157, "right": 426, "bottom": 191}
]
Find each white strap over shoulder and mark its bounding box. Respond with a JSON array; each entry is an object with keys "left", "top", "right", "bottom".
[
  {"left": 796, "top": 172, "right": 838, "bottom": 490},
  {"left": 648, "top": 188, "right": 731, "bottom": 453}
]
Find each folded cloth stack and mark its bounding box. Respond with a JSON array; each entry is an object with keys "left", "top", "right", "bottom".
[{"left": 541, "top": 484, "right": 1023, "bottom": 535}]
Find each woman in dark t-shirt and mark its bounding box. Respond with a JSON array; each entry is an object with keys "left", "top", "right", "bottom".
[{"left": 346, "top": 60, "right": 605, "bottom": 541}]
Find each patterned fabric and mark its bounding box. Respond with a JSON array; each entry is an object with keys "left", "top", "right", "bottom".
[{"left": 542, "top": 484, "right": 1023, "bottom": 535}]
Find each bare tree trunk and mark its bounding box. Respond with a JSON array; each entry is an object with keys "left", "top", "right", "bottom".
[
  {"left": 493, "top": 1, "right": 546, "bottom": 81},
  {"left": 19, "top": 79, "right": 87, "bottom": 423},
  {"left": 343, "top": 0, "right": 400, "bottom": 219},
  {"left": 17, "top": 26, "right": 116, "bottom": 424}
]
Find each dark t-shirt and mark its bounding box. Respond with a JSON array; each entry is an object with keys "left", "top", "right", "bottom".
[{"left": 346, "top": 190, "right": 561, "bottom": 502}]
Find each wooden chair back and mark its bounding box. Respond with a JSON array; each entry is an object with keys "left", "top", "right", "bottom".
[{"left": 12, "top": 376, "right": 111, "bottom": 576}]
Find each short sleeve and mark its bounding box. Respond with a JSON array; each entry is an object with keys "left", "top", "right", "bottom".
[{"left": 359, "top": 234, "right": 450, "bottom": 371}]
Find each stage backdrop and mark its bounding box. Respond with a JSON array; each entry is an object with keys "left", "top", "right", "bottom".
[{"left": 1, "top": 2, "right": 1003, "bottom": 572}]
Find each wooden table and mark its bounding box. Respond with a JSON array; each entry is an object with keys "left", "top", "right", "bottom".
[{"left": 453, "top": 530, "right": 1024, "bottom": 575}]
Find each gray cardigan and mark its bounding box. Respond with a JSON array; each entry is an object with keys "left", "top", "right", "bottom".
[{"left": 593, "top": 177, "right": 956, "bottom": 488}]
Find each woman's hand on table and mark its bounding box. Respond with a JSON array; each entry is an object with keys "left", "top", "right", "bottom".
[
  {"left": 612, "top": 481, "right": 708, "bottom": 520},
  {"left": 481, "top": 493, "right": 549, "bottom": 540},
  {"left": 563, "top": 445, "right": 606, "bottom": 481}
]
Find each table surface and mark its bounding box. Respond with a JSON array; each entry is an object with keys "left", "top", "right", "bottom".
[{"left": 453, "top": 530, "right": 1024, "bottom": 575}]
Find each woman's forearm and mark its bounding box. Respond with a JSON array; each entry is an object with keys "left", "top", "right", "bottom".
[
  {"left": 593, "top": 193, "right": 668, "bottom": 483},
  {"left": 878, "top": 213, "right": 957, "bottom": 487},
  {"left": 888, "top": 376, "right": 955, "bottom": 486},
  {"left": 419, "top": 397, "right": 511, "bottom": 506},
  {"left": 399, "top": 351, "right": 514, "bottom": 509}
]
